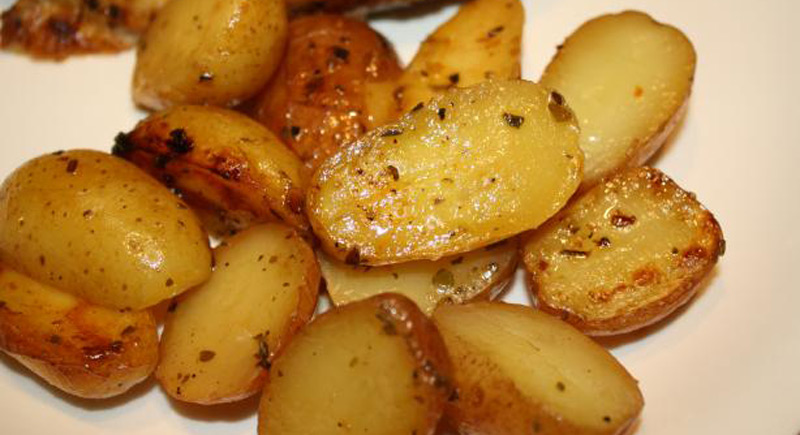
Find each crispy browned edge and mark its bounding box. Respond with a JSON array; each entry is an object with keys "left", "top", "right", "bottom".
[
  {"left": 157, "top": 226, "right": 320, "bottom": 404},
  {"left": 523, "top": 167, "right": 724, "bottom": 336}
]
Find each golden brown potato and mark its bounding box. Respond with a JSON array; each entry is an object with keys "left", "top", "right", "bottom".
[
  {"left": 250, "top": 14, "right": 403, "bottom": 171},
  {"left": 0, "top": 264, "right": 158, "bottom": 399},
  {"left": 157, "top": 224, "right": 320, "bottom": 404},
  {"left": 394, "top": 0, "right": 523, "bottom": 112},
  {"left": 307, "top": 80, "right": 583, "bottom": 265},
  {"left": 540, "top": 10, "right": 696, "bottom": 190},
  {"left": 132, "top": 0, "right": 288, "bottom": 110},
  {"left": 0, "top": 150, "right": 212, "bottom": 310},
  {"left": 433, "top": 302, "right": 644, "bottom": 434},
  {"left": 259, "top": 293, "right": 453, "bottom": 434},
  {"left": 522, "top": 167, "right": 724, "bottom": 335},
  {"left": 115, "top": 105, "right": 309, "bottom": 234},
  {"left": 320, "top": 238, "right": 518, "bottom": 315}
]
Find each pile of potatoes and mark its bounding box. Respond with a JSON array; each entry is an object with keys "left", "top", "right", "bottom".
[{"left": 0, "top": 0, "right": 725, "bottom": 434}]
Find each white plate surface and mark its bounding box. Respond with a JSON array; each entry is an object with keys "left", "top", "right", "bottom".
[{"left": 1, "top": 0, "right": 799, "bottom": 434}]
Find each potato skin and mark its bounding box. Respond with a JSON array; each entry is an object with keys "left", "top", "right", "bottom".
[
  {"left": 0, "top": 150, "right": 212, "bottom": 310},
  {"left": 132, "top": 0, "right": 288, "bottom": 110},
  {"left": 0, "top": 264, "right": 158, "bottom": 399},
  {"left": 250, "top": 14, "right": 402, "bottom": 171}
]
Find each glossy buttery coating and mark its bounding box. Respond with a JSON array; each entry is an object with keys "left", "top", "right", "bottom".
[
  {"left": 307, "top": 80, "right": 583, "bottom": 265},
  {"left": 0, "top": 150, "right": 212, "bottom": 310},
  {"left": 522, "top": 167, "right": 724, "bottom": 335},
  {"left": 251, "top": 14, "right": 402, "bottom": 171},
  {"left": 116, "top": 105, "right": 308, "bottom": 234},
  {"left": 0, "top": 264, "right": 158, "bottom": 399}
]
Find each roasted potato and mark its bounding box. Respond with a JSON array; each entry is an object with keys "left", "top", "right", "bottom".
[
  {"left": 433, "top": 302, "right": 643, "bottom": 434},
  {"left": 540, "top": 10, "right": 696, "bottom": 190},
  {"left": 307, "top": 79, "right": 583, "bottom": 265},
  {"left": 522, "top": 167, "right": 724, "bottom": 335},
  {"left": 394, "top": 0, "right": 523, "bottom": 112},
  {"left": 0, "top": 264, "right": 158, "bottom": 399},
  {"left": 258, "top": 293, "right": 453, "bottom": 434},
  {"left": 132, "top": 0, "right": 288, "bottom": 110},
  {"left": 250, "top": 14, "right": 403, "bottom": 171},
  {"left": 0, "top": 150, "right": 212, "bottom": 310},
  {"left": 320, "top": 238, "right": 518, "bottom": 315},
  {"left": 115, "top": 105, "right": 309, "bottom": 234}
]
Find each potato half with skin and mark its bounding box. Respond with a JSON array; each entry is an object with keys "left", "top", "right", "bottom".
[
  {"left": 132, "top": 0, "right": 287, "bottom": 110},
  {"left": 115, "top": 105, "right": 308, "bottom": 234},
  {"left": 259, "top": 293, "right": 453, "bottom": 434},
  {"left": 320, "top": 238, "right": 518, "bottom": 316},
  {"left": 522, "top": 167, "right": 724, "bottom": 335},
  {"left": 394, "top": 0, "right": 523, "bottom": 113},
  {"left": 0, "top": 264, "right": 158, "bottom": 399},
  {"left": 0, "top": 150, "right": 211, "bottom": 310},
  {"left": 433, "top": 302, "right": 643, "bottom": 434},
  {"left": 540, "top": 10, "right": 696, "bottom": 190},
  {"left": 157, "top": 224, "right": 319, "bottom": 404},
  {"left": 251, "top": 14, "right": 402, "bottom": 171},
  {"left": 307, "top": 79, "right": 583, "bottom": 265}
]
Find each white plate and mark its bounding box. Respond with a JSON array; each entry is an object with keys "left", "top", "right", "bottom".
[{"left": 1, "top": 0, "right": 799, "bottom": 434}]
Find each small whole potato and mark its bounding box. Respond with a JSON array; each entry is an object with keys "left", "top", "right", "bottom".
[{"left": 0, "top": 150, "right": 212, "bottom": 310}]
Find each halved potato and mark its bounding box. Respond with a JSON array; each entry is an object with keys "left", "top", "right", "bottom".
[
  {"left": 307, "top": 79, "right": 583, "bottom": 265},
  {"left": 433, "top": 302, "right": 643, "bottom": 434},
  {"left": 157, "top": 224, "right": 319, "bottom": 404},
  {"left": 258, "top": 293, "right": 453, "bottom": 434},
  {"left": 540, "top": 10, "right": 696, "bottom": 189},
  {"left": 0, "top": 150, "right": 212, "bottom": 310},
  {"left": 115, "top": 105, "right": 308, "bottom": 234},
  {"left": 522, "top": 167, "right": 724, "bottom": 335},
  {"left": 394, "top": 0, "right": 523, "bottom": 112},
  {"left": 0, "top": 264, "right": 158, "bottom": 399},
  {"left": 320, "top": 238, "right": 518, "bottom": 315}
]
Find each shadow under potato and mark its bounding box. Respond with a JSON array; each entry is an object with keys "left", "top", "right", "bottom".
[{"left": 166, "top": 390, "right": 260, "bottom": 422}]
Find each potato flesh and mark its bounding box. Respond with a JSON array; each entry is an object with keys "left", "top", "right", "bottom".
[
  {"left": 259, "top": 294, "right": 452, "bottom": 435},
  {"left": 522, "top": 167, "right": 724, "bottom": 335},
  {"left": 0, "top": 264, "right": 158, "bottom": 398},
  {"left": 434, "top": 302, "right": 643, "bottom": 434},
  {"left": 320, "top": 239, "right": 518, "bottom": 315},
  {"left": 0, "top": 150, "right": 212, "bottom": 310},
  {"left": 308, "top": 79, "right": 583, "bottom": 265},
  {"left": 540, "top": 11, "right": 696, "bottom": 189},
  {"left": 157, "top": 224, "right": 319, "bottom": 404}
]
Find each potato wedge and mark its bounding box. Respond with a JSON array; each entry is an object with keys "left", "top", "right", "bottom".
[
  {"left": 259, "top": 293, "right": 453, "bottom": 434},
  {"left": 132, "top": 0, "right": 287, "bottom": 110},
  {"left": 433, "top": 302, "right": 643, "bottom": 434},
  {"left": 250, "top": 14, "right": 402, "bottom": 171},
  {"left": 115, "top": 105, "right": 308, "bottom": 234},
  {"left": 320, "top": 238, "right": 518, "bottom": 315},
  {"left": 394, "top": 0, "right": 523, "bottom": 112},
  {"left": 0, "top": 264, "right": 158, "bottom": 399},
  {"left": 307, "top": 79, "right": 583, "bottom": 265},
  {"left": 522, "top": 167, "right": 724, "bottom": 335},
  {"left": 540, "top": 10, "right": 696, "bottom": 190},
  {"left": 157, "top": 224, "right": 319, "bottom": 404},
  {"left": 0, "top": 150, "right": 212, "bottom": 310}
]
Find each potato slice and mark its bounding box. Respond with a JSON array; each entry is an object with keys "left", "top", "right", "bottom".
[
  {"left": 522, "top": 167, "right": 724, "bottom": 335},
  {"left": 259, "top": 293, "right": 453, "bottom": 434},
  {"left": 307, "top": 79, "right": 583, "bottom": 265},
  {"left": 250, "top": 14, "right": 402, "bottom": 171},
  {"left": 0, "top": 264, "right": 158, "bottom": 399},
  {"left": 320, "top": 239, "right": 518, "bottom": 315},
  {"left": 115, "top": 105, "right": 308, "bottom": 234},
  {"left": 540, "top": 10, "right": 696, "bottom": 189},
  {"left": 394, "top": 0, "right": 523, "bottom": 112},
  {"left": 433, "top": 302, "right": 643, "bottom": 434},
  {"left": 132, "top": 0, "right": 287, "bottom": 110},
  {"left": 157, "top": 224, "right": 319, "bottom": 404},
  {"left": 0, "top": 150, "right": 212, "bottom": 310}
]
